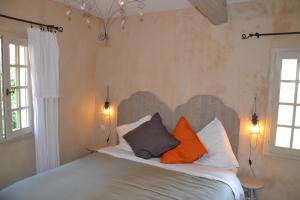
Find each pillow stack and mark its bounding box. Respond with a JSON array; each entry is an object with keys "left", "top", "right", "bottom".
[{"left": 117, "top": 113, "right": 239, "bottom": 170}]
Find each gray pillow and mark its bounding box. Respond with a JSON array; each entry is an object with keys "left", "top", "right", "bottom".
[{"left": 123, "top": 113, "right": 179, "bottom": 159}]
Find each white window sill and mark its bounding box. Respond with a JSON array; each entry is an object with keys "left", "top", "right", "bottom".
[
  {"left": 0, "top": 132, "right": 34, "bottom": 144},
  {"left": 264, "top": 145, "right": 300, "bottom": 161}
]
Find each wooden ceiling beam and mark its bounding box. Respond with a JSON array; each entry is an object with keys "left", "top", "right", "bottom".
[{"left": 189, "top": 0, "right": 228, "bottom": 25}]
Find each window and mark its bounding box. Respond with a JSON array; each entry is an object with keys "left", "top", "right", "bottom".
[
  {"left": 0, "top": 35, "right": 33, "bottom": 141},
  {"left": 266, "top": 49, "right": 300, "bottom": 159}
]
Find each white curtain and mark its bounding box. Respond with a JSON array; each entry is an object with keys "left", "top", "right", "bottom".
[{"left": 27, "top": 28, "right": 60, "bottom": 173}]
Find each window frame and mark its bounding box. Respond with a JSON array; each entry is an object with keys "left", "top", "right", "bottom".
[
  {"left": 0, "top": 34, "right": 33, "bottom": 142},
  {"left": 265, "top": 48, "right": 300, "bottom": 160}
]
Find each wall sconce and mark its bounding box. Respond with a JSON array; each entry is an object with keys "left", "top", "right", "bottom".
[
  {"left": 250, "top": 96, "right": 260, "bottom": 135},
  {"left": 103, "top": 85, "right": 112, "bottom": 144},
  {"left": 103, "top": 86, "right": 111, "bottom": 116},
  {"left": 251, "top": 112, "right": 260, "bottom": 134},
  {"left": 248, "top": 96, "right": 260, "bottom": 177},
  {"left": 104, "top": 99, "right": 110, "bottom": 115}
]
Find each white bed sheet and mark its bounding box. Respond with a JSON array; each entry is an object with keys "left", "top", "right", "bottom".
[{"left": 98, "top": 146, "right": 245, "bottom": 200}]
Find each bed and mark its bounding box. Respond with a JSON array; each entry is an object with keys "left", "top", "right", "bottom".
[{"left": 0, "top": 91, "right": 244, "bottom": 200}]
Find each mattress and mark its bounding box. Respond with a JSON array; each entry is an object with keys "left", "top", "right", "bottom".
[{"left": 0, "top": 147, "right": 244, "bottom": 200}]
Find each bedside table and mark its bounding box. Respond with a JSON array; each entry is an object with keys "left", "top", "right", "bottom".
[
  {"left": 239, "top": 176, "right": 264, "bottom": 200},
  {"left": 86, "top": 144, "right": 102, "bottom": 153}
]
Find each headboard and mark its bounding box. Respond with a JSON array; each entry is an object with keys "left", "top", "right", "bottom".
[{"left": 117, "top": 91, "right": 240, "bottom": 156}]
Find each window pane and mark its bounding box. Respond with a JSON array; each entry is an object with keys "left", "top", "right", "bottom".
[
  {"left": 281, "top": 59, "right": 297, "bottom": 80},
  {"left": 11, "top": 89, "right": 19, "bottom": 109},
  {"left": 9, "top": 44, "right": 16, "bottom": 65},
  {"left": 10, "top": 67, "right": 17, "bottom": 87},
  {"left": 275, "top": 126, "right": 291, "bottom": 148},
  {"left": 21, "top": 109, "right": 29, "bottom": 128},
  {"left": 20, "top": 67, "right": 28, "bottom": 86},
  {"left": 279, "top": 82, "right": 295, "bottom": 103},
  {"left": 297, "top": 86, "right": 300, "bottom": 104},
  {"left": 292, "top": 129, "right": 300, "bottom": 150},
  {"left": 295, "top": 106, "right": 300, "bottom": 127},
  {"left": 12, "top": 110, "right": 20, "bottom": 131},
  {"left": 24, "top": 47, "right": 28, "bottom": 66},
  {"left": 277, "top": 105, "right": 294, "bottom": 125},
  {"left": 2, "top": 119, "right": 4, "bottom": 138},
  {"left": 20, "top": 88, "right": 28, "bottom": 107},
  {"left": 19, "top": 46, "right": 25, "bottom": 65}
]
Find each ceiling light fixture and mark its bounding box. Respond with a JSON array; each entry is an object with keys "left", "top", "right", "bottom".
[{"left": 63, "top": 0, "right": 145, "bottom": 44}]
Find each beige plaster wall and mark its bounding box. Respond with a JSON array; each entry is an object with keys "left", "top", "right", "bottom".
[
  {"left": 0, "top": 0, "right": 98, "bottom": 188},
  {"left": 95, "top": 0, "right": 300, "bottom": 199},
  {"left": 1, "top": 0, "right": 300, "bottom": 198}
]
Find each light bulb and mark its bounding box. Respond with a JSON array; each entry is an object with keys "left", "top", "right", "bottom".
[
  {"left": 66, "top": 9, "right": 71, "bottom": 16},
  {"left": 65, "top": 8, "right": 72, "bottom": 21},
  {"left": 251, "top": 123, "right": 260, "bottom": 134},
  {"left": 139, "top": 11, "right": 144, "bottom": 22},
  {"left": 104, "top": 107, "right": 110, "bottom": 115},
  {"left": 121, "top": 18, "right": 126, "bottom": 30},
  {"left": 119, "top": 0, "right": 125, "bottom": 7},
  {"left": 86, "top": 17, "right": 90, "bottom": 24},
  {"left": 80, "top": 2, "right": 86, "bottom": 10}
]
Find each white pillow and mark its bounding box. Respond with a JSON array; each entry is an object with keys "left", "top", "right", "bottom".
[
  {"left": 115, "top": 115, "right": 152, "bottom": 151},
  {"left": 195, "top": 118, "right": 239, "bottom": 170}
]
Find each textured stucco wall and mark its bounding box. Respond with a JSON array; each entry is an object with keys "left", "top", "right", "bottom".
[
  {"left": 0, "top": 0, "right": 98, "bottom": 188},
  {"left": 1, "top": 0, "right": 300, "bottom": 198},
  {"left": 94, "top": 1, "right": 300, "bottom": 199}
]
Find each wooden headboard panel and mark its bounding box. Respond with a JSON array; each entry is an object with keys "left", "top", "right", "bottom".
[{"left": 117, "top": 91, "right": 240, "bottom": 156}]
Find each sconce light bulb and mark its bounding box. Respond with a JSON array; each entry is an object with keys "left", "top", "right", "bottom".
[
  {"left": 251, "top": 123, "right": 260, "bottom": 134},
  {"left": 104, "top": 99, "right": 111, "bottom": 115},
  {"left": 104, "top": 107, "right": 110, "bottom": 115},
  {"left": 250, "top": 112, "right": 260, "bottom": 134}
]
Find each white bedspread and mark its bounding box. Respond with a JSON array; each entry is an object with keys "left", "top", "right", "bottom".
[{"left": 99, "top": 146, "right": 245, "bottom": 200}]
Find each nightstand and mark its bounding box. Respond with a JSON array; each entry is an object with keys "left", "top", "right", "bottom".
[
  {"left": 239, "top": 176, "right": 264, "bottom": 200},
  {"left": 86, "top": 144, "right": 102, "bottom": 153}
]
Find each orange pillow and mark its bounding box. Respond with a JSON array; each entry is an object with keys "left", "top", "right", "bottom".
[{"left": 160, "top": 116, "right": 207, "bottom": 164}]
